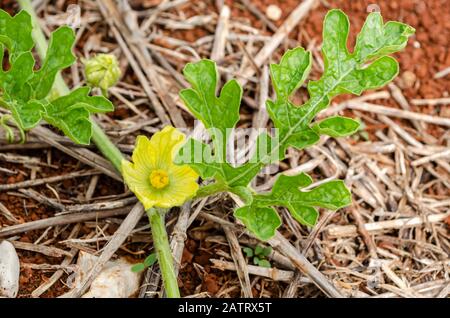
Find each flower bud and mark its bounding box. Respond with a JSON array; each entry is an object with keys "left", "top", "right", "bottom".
[{"left": 83, "top": 54, "right": 121, "bottom": 91}]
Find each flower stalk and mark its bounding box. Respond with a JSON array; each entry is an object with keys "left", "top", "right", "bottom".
[{"left": 147, "top": 208, "right": 180, "bottom": 298}]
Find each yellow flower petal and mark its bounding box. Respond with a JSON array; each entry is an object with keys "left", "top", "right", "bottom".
[
  {"left": 148, "top": 126, "right": 185, "bottom": 170},
  {"left": 122, "top": 126, "right": 199, "bottom": 210},
  {"left": 131, "top": 135, "right": 157, "bottom": 171},
  {"left": 122, "top": 160, "right": 155, "bottom": 210}
]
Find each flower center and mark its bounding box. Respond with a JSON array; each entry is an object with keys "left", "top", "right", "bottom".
[{"left": 149, "top": 169, "right": 169, "bottom": 189}]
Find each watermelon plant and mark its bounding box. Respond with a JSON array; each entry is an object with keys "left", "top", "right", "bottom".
[
  {"left": 176, "top": 9, "right": 415, "bottom": 241},
  {"left": 0, "top": 3, "right": 414, "bottom": 298}
]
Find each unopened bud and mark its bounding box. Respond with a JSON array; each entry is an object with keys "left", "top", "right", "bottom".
[{"left": 83, "top": 54, "right": 121, "bottom": 91}]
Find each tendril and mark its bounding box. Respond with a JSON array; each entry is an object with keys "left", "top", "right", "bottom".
[{"left": 0, "top": 114, "right": 26, "bottom": 144}]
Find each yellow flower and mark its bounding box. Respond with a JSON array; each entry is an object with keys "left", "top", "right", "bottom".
[{"left": 122, "top": 126, "right": 199, "bottom": 210}]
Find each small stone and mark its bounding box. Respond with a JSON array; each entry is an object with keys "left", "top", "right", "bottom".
[
  {"left": 266, "top": 4, "right": 282, "bottom": 21},
  {"left": 75, "top": 251, "right": 143, "bottom": 298},
  {"left": 401, "top": 71, "right": 416, "bottom": 89},
  {"left": 0, "top": 241, "right": 20, "bottom": 298}
]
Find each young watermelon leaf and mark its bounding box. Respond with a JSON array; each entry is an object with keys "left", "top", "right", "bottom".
[
  {"left": 267, "top": 9, "right": 415, "bottom": 159},
  {"left": 267, "top": 47, "right": 319, "bottom": 153},
  {"left": 46, "top": 87, "right": 114, "bottom": 113},
  {"left": 270, "top": 47, "right": 312, "bottom": 101},
  {"left": 31, "top": 26, "right": 76, "bottom": 100},
  {"left": 255, "top": 172, "right": 351, "bottom": 226},
  {"left": 234, "top": 205, "right": 281, "bottom": 241},
  {"left": 9, "top": 100, "right": 45, "bottom": 130},
  {"left": 0, "top": 10, "right": 116, "bottom": 145},
  {"left": 177, "top": 60, "right": 266, "bottom": 187},
  {"left": 44, "top": 107, "right": 92, "bottom": 145},
  {"left": 180, "top": 60, "right": 241, "bottom": 160},
  {"left": 312, "top": 116, "right": 360, "bottom": 137},
  {"left": 236, "top": 172, "right": 351, "bottom": 239},
  {"left": 0, "top": 10, "right": 34, "bottom": 61}
]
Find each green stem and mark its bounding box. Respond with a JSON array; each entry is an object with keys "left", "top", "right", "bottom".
[
  {"left": 18, "top": 0, "right": 179, "bottom": 297},
  {"left": 0, "top": 97, "right": 10, "bottom": 109},
  {"left": 0, "top": 115, "right": 15, "bottom": 143},
  {"left": 194, "top": 181, "right": 228, "bottom": 199},
  {"left": 0, "top": 112, "right": 26, "bottom": 143},
  {"left": 147, "top": 208, "right": 180, "bottom": 298},
  {"left": 90, "top": 120, "right": 124, "bottom": 172}
]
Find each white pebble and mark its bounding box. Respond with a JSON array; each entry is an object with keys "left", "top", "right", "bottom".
[
  {"left": 72, "top": 251, "right": 142, "bottom": 298},
  {"left": 0, "top": 241, "right": 20, "bottom": 298},
  {"left": 401, "top": 71, "right": 416, "bottom": 89},
  {"left": 266, "top": 4, "right": 282, "bottom": 21}
]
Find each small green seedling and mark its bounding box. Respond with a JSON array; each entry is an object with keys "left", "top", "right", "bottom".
[
  {"left": 0, "top": 10, "right": 114, "bottom": 144},
  {"left": 243, "top": 245, "right": 272, "bottom": 268},
  {"left": 351, "top": 119, "right": 370, "bottom": 141},
  {"left": 131, "top": 253, "right": 157, "bottom": 273}
]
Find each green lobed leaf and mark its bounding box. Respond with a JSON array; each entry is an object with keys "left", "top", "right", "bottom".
[
  {"left": 302, "top": 10, "right": 414, "bottom": 120},
  {"left": 0, "top": 51, "right": 43, "bottom": 129},
  {"left": 0, "top": 10, "right": 33, "bottom": 61},
  {"left": 180, "top": 60, "right": 242, "bottom": 159},
  {"left": 312, "top": 116, "right": 360, "bottom": 137},
  {"left": 354, "top": 13, "right": 415, "bottom": 62},
  {"left": 31, "top": 26, "right": 76, "bottom": 100},
  {"left": 234, "top": 205, "right": 281, "bottom": 241},
  {"left": 267, "top": 47, "right": 319, "bottom": 153},
  {"left": 241, "top": 172, "right": 352, "bottom": 230},
  {"left": 48, "top": 87, "right": 114, "bottom": 113},
  {"left": 44, "top": 107, "right": 92, "bottom": 145},
  {"left": 178, "top": 60, "right": 266, "bottom": 187},
  {"left": 0, "top": 52, "right": 34, "bottom": 100},
  {"left": 270, "top": 47, "right": 312, "bottom": 101},
  {"left": 266, "top": 9, "right": 414, "bottom": 157},
  {"left": 10, "top": 100, "right": 45, "bottom": 130},
  {"left": 43, "top": 87, "right": 113, "bottom": 144}
]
